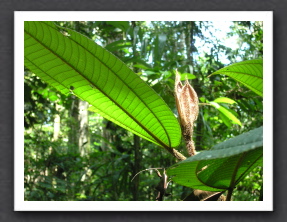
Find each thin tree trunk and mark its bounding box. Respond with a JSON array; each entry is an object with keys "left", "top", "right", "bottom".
[
  {"left": 185, "top": 21, "right": 193, "bottom": 65},
  {"left": 132, "top": 135, "right": 141, "bottom": 200},
  {"left": 53, "top": 103, "right": 61, "bottom": 142},
  {"left": 68, "top": 95, "right": 79, "bottom": 154},
  {"left": 78, "top": 100, "right": 89, "bottom": 156},
  {"left": 68, "top": 21, "right": 90, "bottom": 156}
]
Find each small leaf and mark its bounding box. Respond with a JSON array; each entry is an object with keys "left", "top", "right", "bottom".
[
  {"left": 209, "top": 102, "right": 241, "bottom": 126},
  {"left": 106, "top": 21, "right": 130, "bottom": 32},
  {"left": 180, "top": 73, "right": 196, "bottom": 81},
  {"left": 199, "top": 97, "right": 206, "bottom": 103},
  {"left": 219, "top": 112, "right": 232, "bottom": 128},
  {"left": 122, "top": 57, "right": 152, "bottom": 69},
  {"left": 105, "top": 40, "right": 132, "bottom": 52},
  {"left": 210, "top": 59, "right": 263, "bottom": 97},
  {"left": 213, "top": 97, "right": 237, "bottom": 104}
]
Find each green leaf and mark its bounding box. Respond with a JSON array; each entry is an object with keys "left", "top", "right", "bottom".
[
  {"left": 213, "top": 97, "right": 237, "bottom": 104},
  {"left": 180, "top": 73, "right": 196, "bottom": 81},
  {"left": 209, "top": 102, "right": 242, "bottom": 126},
  {"left": 133, "top": 64, "right": 150, "bottom": 70},
  {"left": 213, "top": 80, "right": 223, "bottom": 87},
  {"left": 106, "top": 21, "right": 130, "bottom": 32},
  {"left": 199, "top": 97, "right": 206, "bottom": 103},
  {"left": 219, "top": 112, "right": 232, "bottom": 128},
  {"left": 176, "top": 71, "right": 197, "bottom": 81},
  {"left": 24, "top": 21, "right": 181, "bottom": 148},
  {"left": 167, "top": 126, "right": 263, "bottom": 191},
  {"left": 105, "top": 40, "right": 132, "bottom": 52},
  {"left": 122, "top": 57, "right": 152, "bottom": 69},
  {"left": 210, "top": 59, "right": 263, "bottom": 97}
]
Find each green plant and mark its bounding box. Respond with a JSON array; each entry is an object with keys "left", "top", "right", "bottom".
[{"left": 24, "top": 21, "right": 263, "bottom": 201}]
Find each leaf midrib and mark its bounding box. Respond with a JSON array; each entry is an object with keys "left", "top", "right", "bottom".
[
  {"left": 216, "top": 71, "right": 262, "bottom": 79},
  {"left": 235, "top": 152, "right": 263, "bottom": 184},
  {"left": 195, "top": 162, "right": 228, "bottom": 190},
  {"left": 25, "top": 55, "right": 157, "bottom": 144}
]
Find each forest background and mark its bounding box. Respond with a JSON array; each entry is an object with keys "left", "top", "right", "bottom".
[{"left": 24, "top": 21, "right": 263, "bottom": 201}]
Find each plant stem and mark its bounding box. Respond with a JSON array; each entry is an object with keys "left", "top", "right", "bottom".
[
  {"left": 226, "top": 188, "right": 234, "bottom": 201},
  {"left": 168, "top": 147, "right": 186, "bottom": 161}
]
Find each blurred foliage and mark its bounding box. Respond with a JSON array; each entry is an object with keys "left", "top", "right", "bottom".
[{"left": 24, "top": 21, "right": 263, "bottom": 201}]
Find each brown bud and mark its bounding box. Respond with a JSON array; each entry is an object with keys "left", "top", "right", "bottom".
[{"left": 175, "top": 70, "right": 199, "bottom": 156}]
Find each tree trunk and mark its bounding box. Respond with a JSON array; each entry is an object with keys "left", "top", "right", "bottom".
[
  {"left": 132, "top": 135, "right": 141, "bottom": 200},
  {"left": 67, "top": 21, "right": 90, "bottom": 156},
  {"left": 68, "top": 84, "right": 90, "bottom": 156},
  {"left": 78, "top": 100, "right": 89, "bottom": 156},
  {"left": 68, "top": 95, "right": 79, "bottom": 154},
  {"left": 185, "top": 21, "right": 193, "bottom": 67},
  {"left": 53, "top": 103, "right": 61, "bottom": 142}
]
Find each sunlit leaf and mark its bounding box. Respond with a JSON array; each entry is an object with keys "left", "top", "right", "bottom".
[
  {"left": 219, "top": 112, "right": 232, "bottom": 128},
  {"left": 167, "top": 126, "right": 263, "bottom": 191},
  {"left": 199, "top": 97, "right": 206, "bottom": 103},
  {"left": 209, "top": 101, "right": 241, "bottom": 126},
  {"left": 210, "top": 59, "right": 263, "bottom": 97},
  {"left": 180, "top": 73, "right": 196, "bottom": 81},
  {"left": 213, "top": 97, "right": 237, "bottom": 104},
  {"left": 24, "top": 21, "right": 181, "bottom": 148}
]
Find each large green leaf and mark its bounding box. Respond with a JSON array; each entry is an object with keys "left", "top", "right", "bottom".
[
  {"left": 167, "top": 126, "right": 263, "bottom": 191},
  {"left": 24, "top": 21, "right": 181, "bottom": 148},
  {"left": 210, "top": 59, "right": 263, "bottom": 97}
]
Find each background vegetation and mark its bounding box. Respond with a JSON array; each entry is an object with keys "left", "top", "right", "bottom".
[{"left": 24, "top": 21, "right": 263, "bottom": 201}]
